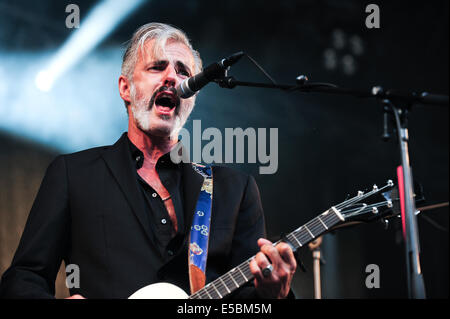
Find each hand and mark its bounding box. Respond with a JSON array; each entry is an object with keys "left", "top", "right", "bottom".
[
  {"left": 65, "top": 294, "right": 86, "bottom": 299},
  {"left": 249, "top": 238, "right": 297, "bottom": 299}
]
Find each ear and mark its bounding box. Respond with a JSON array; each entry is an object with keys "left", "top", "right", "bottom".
[{"left": 119, "top": 75, "right": 131, "bottom": 105}]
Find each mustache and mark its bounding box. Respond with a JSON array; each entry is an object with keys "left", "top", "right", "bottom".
[{"left": 148, "top": 86, "right": 179, "bottom": 109}]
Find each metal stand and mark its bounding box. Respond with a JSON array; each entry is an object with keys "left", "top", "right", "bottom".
[
  {"left": 308, "top": 236, "right": 325, "bottom": 299},
  {"left": 384, "top": 100, "right": 426, "bottom": 298}
]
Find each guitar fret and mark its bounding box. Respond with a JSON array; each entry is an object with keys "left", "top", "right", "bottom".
[
  {"left": 195, "top": 287, "right": 209, "bottom": 299},
  {"left": 288, "top": 233, "right": 303, "bottom": 248},
  {"left": 318, "top": 216, "right": 328, "bottom": 229},
  {"left": 238, "top": 266, "right": 248, "bottom": 281},
  {"left": 324, "top": 209, "right": 342, "bottom": 228},
  {"left": 227, "top": 272, "right": 239, "bottom": 288},
  {"left": 212, "top": 283, "right": 222, "bottom": 298},
  {"left": 242, "top": 265, "right": 253, "bottom": 281},
  {"left": 304, "top": 225, "right": 315, "bottom": 238},
  {"left": 294, "top": 226, "right": 312, "bottom": 243},
  {"left": 230, "top": 268, "right": 244, "bottom": 284},
  {"left": 204, "top": 283, "right": 220, "bottom": 299},
  {"left": 306, "top": 219, "right": 325, "bottom": 237},
  {"left": 219, "top": 277, "right": 231, "bottom": 294}
]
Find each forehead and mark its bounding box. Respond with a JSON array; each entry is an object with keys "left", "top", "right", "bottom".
[{"left": 138, "top": 38, "right": 195, "bottom": 70}]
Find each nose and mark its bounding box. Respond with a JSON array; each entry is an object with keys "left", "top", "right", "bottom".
[{"left": 163, "top": 65, "right": 177, "bottom": 88}]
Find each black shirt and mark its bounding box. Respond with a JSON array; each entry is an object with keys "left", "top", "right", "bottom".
[{"left": 127, "top": 137, "right": 186, "bottom": 259}]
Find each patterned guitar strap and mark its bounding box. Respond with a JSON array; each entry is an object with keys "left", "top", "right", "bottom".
[{"left": 188, "top": 163, "right": 213, "bottom": 294}]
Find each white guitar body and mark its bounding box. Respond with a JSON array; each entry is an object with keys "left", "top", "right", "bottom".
[{"left": 129, "top": 282, "right": 189, "bottom": 299}]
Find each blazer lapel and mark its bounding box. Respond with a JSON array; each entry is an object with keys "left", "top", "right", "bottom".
[{"left": 101, "top": 133, "right": 153, "bottom": 244}]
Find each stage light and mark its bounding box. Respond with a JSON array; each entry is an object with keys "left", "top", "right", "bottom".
[
  {"left": 323, "top": 29, "right": 365, "bottom": 76},
  {"left": 35, "top": 0, "right": 145, "bottom": 92},
  {"left": 35, "top": 70, "right": 53, "bottom": 92}
]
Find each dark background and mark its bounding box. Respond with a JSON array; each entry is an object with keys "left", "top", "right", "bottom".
[{"left": 0, "top": 0, "right": 448, "bottom": 298}]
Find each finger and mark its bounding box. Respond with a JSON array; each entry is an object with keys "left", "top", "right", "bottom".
[
  {"left": 276, "top": 242, "right": 297, "bottom": 271},
  {"left": 257, "top": 238, "right": 272, "bottom": 248},
  {"left": 260, "top": 243, "right": 281, "bottom": 269},
  {"left": 255, "top": 251, "right": 271, "bottom": 270},
  {"left": 249, "top": 254, "right": 264, "bottom": 281},
  {"left": 256, "top": 251, "right": 275, "bottom": 280}
]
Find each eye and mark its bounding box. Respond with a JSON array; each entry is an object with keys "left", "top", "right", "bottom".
[
  {"left": 147, "top": 65, "right": 165, "bottom": 71},
  {"left": 147, "top": 61, "right": 168, "bottom": 72},
  {"left": 177, "top": 69, "right": 190, "bottom": 77}
]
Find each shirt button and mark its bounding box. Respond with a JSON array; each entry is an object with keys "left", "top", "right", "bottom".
[
  {"left": 152, "top": 192, "right": 157, "bottom": 198},
  {"left": 161, "top": 218, "right": 167, "bottom": 224},
  {"left": 135, "top": 155, "right": 141, "bottom": 162}
]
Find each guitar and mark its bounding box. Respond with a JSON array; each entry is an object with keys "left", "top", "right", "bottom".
[{"left": 129, "top": 180, "right": 397, "bottom": 299}]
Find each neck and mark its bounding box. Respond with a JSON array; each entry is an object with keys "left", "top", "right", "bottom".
[{"left": 127, "top": 121, "right": 177, "bottom": 169}]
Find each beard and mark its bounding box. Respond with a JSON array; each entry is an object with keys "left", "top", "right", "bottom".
[{"left": 129, "top": 82, "right": 195, "bottom": 139}]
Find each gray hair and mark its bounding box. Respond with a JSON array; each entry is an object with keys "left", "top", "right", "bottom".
[{"left": 121, "top": 22, "right": 202, "bottom": 81}]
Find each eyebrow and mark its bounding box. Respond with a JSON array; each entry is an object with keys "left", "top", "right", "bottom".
[
  {"left": 175, "top": 60, "right": 192, "bottom": 76},
  {"left": 149, "top": 59, "right": 192, "bottom": 76}
]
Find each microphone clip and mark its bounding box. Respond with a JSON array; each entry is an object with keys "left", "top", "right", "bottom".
[{"left": 215, "top": 76, "right": 237, "bottom": 89}]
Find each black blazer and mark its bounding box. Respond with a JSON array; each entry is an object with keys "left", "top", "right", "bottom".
[{"left": 0, "top": 133, "right": 266, "bottom": 298}]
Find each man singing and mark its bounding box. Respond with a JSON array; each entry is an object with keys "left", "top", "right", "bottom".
[{"left": 0, "top": 23, "right": 297, "bottom": 299}]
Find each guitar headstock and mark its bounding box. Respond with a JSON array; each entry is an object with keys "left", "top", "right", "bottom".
[{"left": 336, "top": 180, "right": 399, "bottom": 224}]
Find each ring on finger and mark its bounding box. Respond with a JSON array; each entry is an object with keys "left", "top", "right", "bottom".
[{"left": 262, "top": 264, "right": 273, "bottom": 278}]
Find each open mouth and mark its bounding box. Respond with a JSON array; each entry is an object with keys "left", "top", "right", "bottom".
[{"left": 154, "top": 91, "right": 179, "bottom": 113}]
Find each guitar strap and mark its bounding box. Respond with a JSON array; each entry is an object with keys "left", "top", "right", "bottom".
[{"left": 188, "top": 163, "right": 213, "bottom": 294}]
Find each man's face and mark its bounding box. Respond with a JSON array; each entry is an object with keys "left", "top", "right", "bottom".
[{"left": 127, "top": 39, "right": 196, "bottom": 138}]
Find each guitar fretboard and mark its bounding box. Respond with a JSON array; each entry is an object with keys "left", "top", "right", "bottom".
[{"left": 189, "top": 207, "right": 344, "bottom": 299}]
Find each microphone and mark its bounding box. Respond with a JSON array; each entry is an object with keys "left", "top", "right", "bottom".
[{"left": 177, "top": 51, "right": 244, "bottom": 98}]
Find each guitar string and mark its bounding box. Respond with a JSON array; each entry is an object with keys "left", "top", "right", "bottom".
[
  {"left": 341, "top": 201, "right": 391, "bottom": 218},
  {"left": 334, "top": 188, "right": 383, "bottom": 209},
  {"left": 334, "top": 184, "right": 391, "bottom": 210}
]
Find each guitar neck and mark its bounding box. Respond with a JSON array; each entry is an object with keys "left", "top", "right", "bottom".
[{"left": 189, "top": 207, "right": 344, "bottom": 299}]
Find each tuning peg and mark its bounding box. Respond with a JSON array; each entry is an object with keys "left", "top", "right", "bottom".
[
  {"left": 387, "top": 180, "right": 394, "bottom": 187},
  {"left": 387, "top": 200, "right": 393, "bottom": 208},
  {"left": 372, "top": 207, "right": 378, "bottom": 214},
  {"left": 373, "top": 184, "right": 378, "bottom": 191},
  {"left": 381, "top": 219, "right": 389, "bottom": 230},
  {"left": 357, "top": 191, "right": 364, "bottom": 196}
]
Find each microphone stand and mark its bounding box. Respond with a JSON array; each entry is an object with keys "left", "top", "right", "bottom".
[
  {"left": 214, "top": 74, "right": 449, "bottom": 299},
  {"left": 215, "top": 76, "right": 449, "bottom": 106}
]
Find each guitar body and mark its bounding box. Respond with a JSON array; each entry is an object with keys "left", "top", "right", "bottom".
[{"left": 129, "top": 282, "right": 189, "bottom": 299}]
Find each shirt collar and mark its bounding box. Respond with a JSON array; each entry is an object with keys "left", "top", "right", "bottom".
[{"left": 127, "top": 135, "right": 183, "bottom": 170}]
